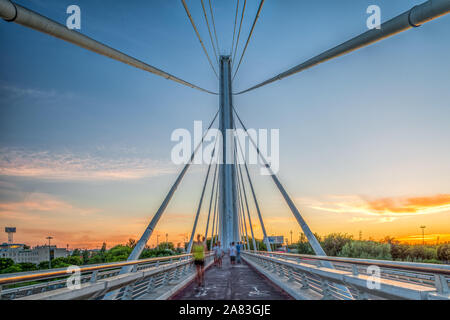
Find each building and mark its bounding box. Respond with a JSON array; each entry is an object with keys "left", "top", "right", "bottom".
[{"left": 0, "top": 243, "right": 68, "bottom": 264}]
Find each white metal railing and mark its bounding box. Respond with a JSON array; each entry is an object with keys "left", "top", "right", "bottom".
[
  {"left": 242, "top": 251, "right": 450, "bottom": 300},
  {"left": 0, "top": 253, "right": 213, "bottom": 300}
]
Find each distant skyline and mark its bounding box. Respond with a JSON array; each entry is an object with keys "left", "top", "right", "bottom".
[{"left": 1, "top": 0, "right": 449, "bottom": 249}]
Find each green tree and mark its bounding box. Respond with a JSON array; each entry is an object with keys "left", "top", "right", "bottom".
[
  {"left": 437, "top": 243, "right": 450, "bottom": 262},
  {"left": 0, "top": 258, "right": 14, "bottom": 271},
  {"left": 322, "top": 233, "right": 353, "bottom": 256},
  {"left": 339, "top": 241, "right": 392, "bottom": 260},
  {"left": 103, "top": 245, "right": 132, "bottom": 262},
  {"left": 390, "top": 243, "right": 410, "bottom": 260},
  {"left": 18, "top": 262, "right": 37, "bottom": 272},
  {"left": 296, "top": 233, "right": 314, "bottom": 255},
  {"left": 82, "top": 250, "right": 90, "bottom": 264},
  {"left": 1, "top": 264, "right": 22, "bottom": 274}
]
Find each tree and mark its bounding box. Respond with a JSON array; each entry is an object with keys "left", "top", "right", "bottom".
[
  {"left": 1, "top": 264, "right": 22, "bottom": 274},
  {"left": 437, "top": 243, "right": 450, "bottom": 262},
  {"left": 126, "top": 239, "right": 136, "bottom": 249},
  {"left": 322, "top": 233, "right": 353, "bottom": 256},
  {"left": 18, "top": 262, "right": 37, "bottom": 272},
  {"left": 339, "top": 241, "right": 391, "bottom": 260},
  {"left": 71, "top": 248, "right": 81, "bottom": 257},
  {"left": 296, "top": 233, "right": 314, "bottom": 255},
  {"left": 38, "top": 261, "right": 50, "bottom": 270},
  {"left": 407, "top": 245, "right": 437, "bottom": 261},
  {"left": 0, "top": 258, "right": 14, "bottom": 271},
  {"left": 82, "top": 250, "right": 89, "bottom": 264},
  {"left": 390, "top": 243, "right": 410, "bottom": 260}
]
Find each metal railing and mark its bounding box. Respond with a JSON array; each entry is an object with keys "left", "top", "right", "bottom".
[
  {"left": 0, "top": 253, "right": 213, "bottom": 300},
  {"left": 242, "top": 251, "right": 450, "bottom": 300}
]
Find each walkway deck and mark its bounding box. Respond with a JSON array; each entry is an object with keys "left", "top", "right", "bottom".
[{"left": 171, "top": 255, "right": 293, "bottom": 300}]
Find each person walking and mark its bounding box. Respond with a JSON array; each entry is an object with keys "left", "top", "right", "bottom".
[
  {"left": 229, "top": 242, "right": 237, "bottom": 266},
  {"left": 236, "top": 241, "right": 242, "bottom": 264},
  {"left": 192, "top": 234, "right": 206, "bottom": 288},
  {"left": 214, "top": 241, "right": 223, "bottom": 268},
  {"left": 212, "top": 242, "right": 218, "bottom": 266}
]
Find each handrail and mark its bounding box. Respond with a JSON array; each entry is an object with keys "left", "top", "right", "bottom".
[
  {"left": 249, "top": 251, "right": 450, "bottom": 276},
  {"left": 0, "top": 254, "right": 192, "bottom": 286}
]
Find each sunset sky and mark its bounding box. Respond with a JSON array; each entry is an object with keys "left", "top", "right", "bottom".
[{"left": 1, "top": 0, "right": 449, "bottom": 249}]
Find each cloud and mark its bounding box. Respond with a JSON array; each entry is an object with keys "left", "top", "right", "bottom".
[
  {"left": 0, "top": 85, "right": 75, "bottom": 103},
  {"left": 0, "top": 192, "right": 98, "bottom": 219},
  {"left": 0, "top": 147, "right": 176, "bottom": 181},
  {"left": 298, "top": 194, "right": 450, "bottom": 221}
]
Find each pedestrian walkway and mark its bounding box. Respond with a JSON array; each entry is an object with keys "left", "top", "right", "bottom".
[{"left": 171, "top": 255, "right": 293, "bottom": 300}]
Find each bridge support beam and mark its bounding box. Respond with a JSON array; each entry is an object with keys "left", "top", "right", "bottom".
[{"left": 219, "top": 56, "right": 239, "bottom": 249}]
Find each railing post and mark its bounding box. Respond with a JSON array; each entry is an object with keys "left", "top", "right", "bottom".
[
  {"left": 434, "top": 274, "right": 449, "bottom": 295},
  {"left": 146, "top": 276, "right": 155, "bottom": 294},
  {"left": 300, "top": 273, "right": 310, "bottom": 290},
  {"left": 120, "top": 265, "right": 138, "bottom": 300},
  {"left": 121, "top": 284, "right": 134, "bottom": 300},
  {"left": 354, "top": 288, "right": 369, "bottom": 300},
  {"left": 320, "top": 279, "right": 334, "bottom": 300},
  {"left": 278, "top": 264, "right": 286, "bottom": 278},
  {"left": 287, "top": 268, "right": 295, "bottom": 283},
  {"left": 352, "top": 265, "right": 359, "bottom": 276},
  {"left": 90, "top": 270, "right": 98, "bottom": 283}
]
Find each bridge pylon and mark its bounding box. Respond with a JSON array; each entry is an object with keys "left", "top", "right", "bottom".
[{"left": 218, "top": 56, "right": 239, "bottom": 249}]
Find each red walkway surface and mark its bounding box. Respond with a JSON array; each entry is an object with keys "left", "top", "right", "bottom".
[{"left": 171, "top": 255, "right": 293, "bottom": 300}]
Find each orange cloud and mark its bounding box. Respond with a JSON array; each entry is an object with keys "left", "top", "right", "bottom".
[{"left": 300, "top": 194, "right": 450, "bottom": 219}]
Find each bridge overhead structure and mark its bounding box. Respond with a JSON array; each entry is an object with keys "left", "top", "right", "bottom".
[
  {"left": 219, "top": 56, "right": 239, "bottom": 249},
  {"left": 1, "top": 0, "right": 450, "bottom": 301}
]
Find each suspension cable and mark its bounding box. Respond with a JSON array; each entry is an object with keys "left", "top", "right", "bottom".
[
  {"left": 208, "top": 0, "right": 221, "bottom": 55},
  {"left": 234, "top": 123, "right": 272, "bottom": 252},
  {"left": 232, "top": 0, "right": 247, "bottom": 70},
  {"left": 200, "top": 0, "right": 219, "bottom": 64},
  {"left": 204, "top": 145, "right": 219, "bottom": 243},
  {"left": 236, "top": 151, "right": 257, "bottom": 251},
  {"left": 130, "top": 109, "right": 218, "bottom": 262},
  {"left": 236, "top": 150, "right": 250, "bottom": 250},
  {"left": 233, "top": 105, "right": 354, "bottom": 298},
  {"left": 232, "top": 0, "right": 265, "bottom": 80},
  {"left": 209, "top": 169, "right": 220, "bottom": 250},
  {"left": 0, "top": 0, "right": 217, "bottom": 95},
  {"left": 103, "top": 110, "right": 219, "bottom": 300},
  {"left": 181, "top": 0, "right": 218, "bottom": 78},
  {"left": 230, "top": 0, "right": 240, "bottom": 56},
  {"left": 187, "top": 153, "right": 215, "bottom": 253},
  {"left": 234, "top": 0, "right": 450, "bottom": 94}
]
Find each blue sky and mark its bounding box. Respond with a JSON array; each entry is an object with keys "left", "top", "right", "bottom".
[{"left": 1, "top": 0, "right": 449, "bottom": 248}]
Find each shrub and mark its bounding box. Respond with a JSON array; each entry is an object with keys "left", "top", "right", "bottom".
[
  {"left": 339, "top": 241, "right": 392, "bottom": 260},
  {"left": 437, "top": 243, "right": 450, "bottom": 262},
  {"left": 322, "top": 233, "right": 353, "bottom": 257}
]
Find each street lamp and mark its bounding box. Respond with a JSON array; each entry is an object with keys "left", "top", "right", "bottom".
[
  {"left": 420, "top": 226, "right": 426, "bottom": 245},
  {"left": 290, "top": 230, "right": 293, "bottom": 245},
  {"left": 156, "top": 234, "right": 160, "bottom": 248},
  {"left": 46, "top": 236, "right": 53, "bottom": 269},
  {"left": 166, "top": 233, "right": 168, "bottom": 249}
]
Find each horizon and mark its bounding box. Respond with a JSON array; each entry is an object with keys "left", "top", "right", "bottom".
[{"left": 1, "top": 0, "right": 449, "bottom": 251}]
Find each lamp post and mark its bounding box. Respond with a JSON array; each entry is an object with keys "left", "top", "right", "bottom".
[
  {"left": 46, "top": 236, "right": 53, "bottom": 269},
  {"left": 166, "top": 233, "right": 168, "bottom": 249},
  {"left": 290, "top": 230, "right": 293, "bottom": 245},
  {"left": 156, "top": 234, "right": 159, "bottom": 248},
  {"left": 420, "top": 226, "right": 426, "bottom": 245}
]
